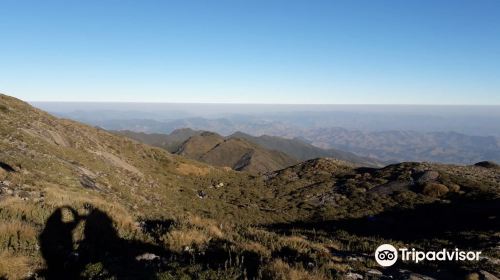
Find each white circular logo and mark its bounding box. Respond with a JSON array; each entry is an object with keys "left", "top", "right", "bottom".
[{"left": 375, "top": 244, "right": 398, "bottom": 267}]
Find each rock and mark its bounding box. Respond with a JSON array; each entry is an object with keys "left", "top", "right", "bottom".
[
  {"left": 345, "top": 272, "right": 364, "bottom": 279},
  {"left": 15, "top": 190, "right": 30, "bottom": 198},
  {"left": 474, "top": 161, "right": 499, "bottom": 169},
  {"left": 368, "top": 180, "right": 412, "bottom": 195},
  {"left": 366, "top": 269, "right": 383, "bottom": 276},
  {"left": 135, "top": 253, "right": 159, "bottom": 261},
  {"left": 480, "top": 270, "right": 500, "bottom": 280},
  {"left": 422, "top": 183, "right": 449, "bottom": 197},
  {"left": 398, "top": 270, "right": 436, "bottom": 280},
  {"left": 183, "top": 246, "right": 194, "bottom": 253},
  {"left": 415, "top": 170, "right": 439, "bottom": 184},
  {"left": 213, "top": 182, "right": 224, "bottom": 189},
  {"left": 1, "top": 187, "right": 13, "bottom": 195},
  {"left": 80, "top": 175, "right": 97, "bottom": 189},
  {"left": 197, "top": 190, "right": 207, "bottom": 199},
  {"left": 482, "top": 255, "right": 500, "bottom": 265},
  {"left": 448, "top": 183, "right": 460, "bottom": 192},
  {"left": 408, "top": 274, "right": 436, "bottom": 280}
]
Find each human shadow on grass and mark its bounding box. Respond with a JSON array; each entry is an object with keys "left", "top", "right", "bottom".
[
  {"left": 38, "top": 206, "right": 168, "bottom": 279},
  {"left": 37, "top": 205, "right": 263, "bottom": 279}
]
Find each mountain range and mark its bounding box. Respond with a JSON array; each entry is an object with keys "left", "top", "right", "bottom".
[
  {"left": 298, "top": 127, "right": 500, "bottom": 164},
  {"left": 114, "top": 129, "right": 384, "bottom": 172},
  {"left": 52, "top": 112, "right": 500, "bottom": 165}
]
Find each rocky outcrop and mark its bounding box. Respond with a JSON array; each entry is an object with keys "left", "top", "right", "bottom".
[{"left": 474, "top": 161, "right": 499, "bottom": 169}]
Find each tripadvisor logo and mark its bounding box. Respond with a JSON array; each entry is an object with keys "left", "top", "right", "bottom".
[
  {"left": 375, "top": 244, "right": 398, "bottom": 267},
  {"left": 374, "top": 244, "right": 482, "bottom": 267}
]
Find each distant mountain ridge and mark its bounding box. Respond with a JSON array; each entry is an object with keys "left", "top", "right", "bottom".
[
  {"left": 115, "top": 129, "right": 299, "bottom": 173},
  {"left": 114, "top": 129, "right": 384, "bottom": 170},
  {"left": 61, "top": 112, "right": 500, "bottom": 165},
  {"left": 300, "top": 127, "right": 500, "bottom": 164},
  {"left": 229, "top": 131, "right": 384, "bottom": 167}
]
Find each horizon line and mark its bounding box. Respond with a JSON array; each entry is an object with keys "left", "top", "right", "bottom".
[{"left": 28, "top": 100, "right": 500, "bottom": 106}]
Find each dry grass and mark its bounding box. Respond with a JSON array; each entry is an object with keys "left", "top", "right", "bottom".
[
  {"left": 0, "top": 251, "right": 30, "bottom": 280},
  {"left": 162, "top": 215, "right": 228, "bottom": 252},
  {"left": 185, "top": 215, "right": 224, "bottom": 238},
  {"left": 239, "top": 241, "right": 271, "bottom": 257},
  {"left": 280, "top": 235, "right": 329, "bottom": 255},
  {"left": 42, "top": 186, "right": 139, "bottom": 236},
  {"left": 0, "top": 221, "right": 38, "bottom": 251},
  {"left": 164, "top": 228, "right": 210, "bottom": 252},
  {"left": 262, "top": 259, "right": 329, "bottom": 280},
  {"left": 0, "top": 196, "right": 50, "bottom": 225},
  {"left": 175, "top": 163, "right": 211, "bottom": 176}
]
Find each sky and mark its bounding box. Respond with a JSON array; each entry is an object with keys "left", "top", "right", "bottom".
[{"left": 1, "top": 0, "right": 499, "bottom": 104}]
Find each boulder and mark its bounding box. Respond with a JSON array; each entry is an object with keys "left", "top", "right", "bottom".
[
  {"left": 0, "top": 180, "right": 11, "bottom": 187},
  {"left": 197, "top": 190, "right": 207, "bottom": 199},
  {"left": 474, "top": 161, "right": 499, "bottom": 169},
  {"left": 447, "top": 183, "right": 460, "bottom": 193},
  {"left": 422, "top": 183, "right": 449, "bottom": 197},
  {"left": 80, "top": 175, "right": 97, "bottom": 189},
  {"left": 366, "top": 269, "right": 383, "bottom": 277},
  {"left": 135, "top": 253, "right": 159, "bottom": 261},
  {"left": 369, "top": 180, "right": 412, "bottom": 195},
  {"left": 415, "top": 170, "right": 439, "bottom": 185},
  {"left": 345, "top": 272, "right": 363, "bottom": 279}
]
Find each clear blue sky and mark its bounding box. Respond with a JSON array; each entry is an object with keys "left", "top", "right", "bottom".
[{"left": 1, "top": 0, "right": 499, "bottom": 104}]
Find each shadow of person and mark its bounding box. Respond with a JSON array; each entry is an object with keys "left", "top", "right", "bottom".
[
  {"left": 38, "top": 206, "right": 82, "bottom": 279},
  {"left": 77, "top": 208, "right": 168, "bottom": 279},
  {"left": 38, "top": 206, "right": 182, "bottom": 279},
  {"left": 38, "top": 206, "right": 270, "bottom": 279},
  {"left": 78, "top": 208, "right": 120, "bottom": 261}
]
